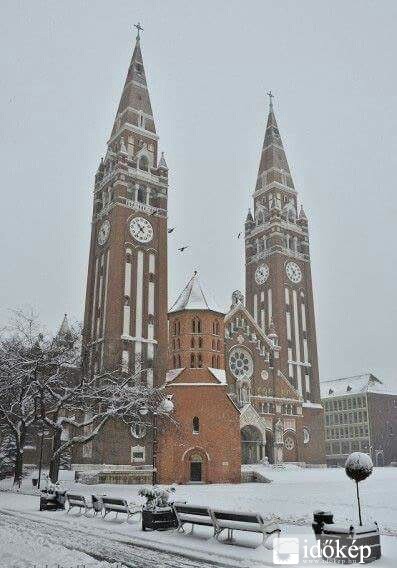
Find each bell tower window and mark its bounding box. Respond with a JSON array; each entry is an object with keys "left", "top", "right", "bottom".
[
  {"left": 193, "top": 416, "right": 200, "bottom": 434},
  {"left": 138, "top": 155, "right": 149, "bottom": 171}
]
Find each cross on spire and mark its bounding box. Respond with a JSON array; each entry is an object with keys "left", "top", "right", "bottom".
[
  {"left": 267, "top": 90, "right": 274, "bottom": 110},
  {"left": 134, "top": 22, "right": 144, "bottom": 40}
]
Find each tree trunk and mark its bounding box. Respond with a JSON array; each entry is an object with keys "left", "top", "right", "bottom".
[
  {"left": 13, "top": 427, "right": 25, "bottom": 488},
  {"left": 49, "top": 429, "right": 62, "bottom": 483}
]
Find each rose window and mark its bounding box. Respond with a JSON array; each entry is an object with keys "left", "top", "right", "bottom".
[{"left": 229, "top": 347, "right": 253, "bottom": 380}]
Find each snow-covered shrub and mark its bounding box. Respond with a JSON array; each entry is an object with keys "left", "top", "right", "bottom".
[
  {"left": 345, "top": 452, "right": 373, "bottom": 482},
  {"left": 139, "top": 485, "right": 176, "bottom": 510}
]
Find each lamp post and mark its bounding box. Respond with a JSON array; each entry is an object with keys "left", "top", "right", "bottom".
[
  {"left": 151, "top": 397, "right": 174, "bottom": 485},
  {"left": 37, "top": 420, "right": 45, "bottom": 489}
]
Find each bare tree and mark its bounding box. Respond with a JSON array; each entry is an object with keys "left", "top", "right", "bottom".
[
  {"left": 0, "top": 310, "right": 174, "bottom": 484},
  {"left": 0, "top": 311, "right": 42, "bottom": 485}
]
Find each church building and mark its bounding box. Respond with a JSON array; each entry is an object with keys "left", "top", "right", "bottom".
[{"left": 73, "top": 30, "right": 325, "bottom": 483}]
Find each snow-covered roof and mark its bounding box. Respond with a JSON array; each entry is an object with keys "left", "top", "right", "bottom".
[
  {"left": 321, "top": 373, "right": 394, "bottom": 398},
  {"left": 169, "top": 272, "right": 223, "bottom": 314},
  {"left": 208, "top": 368, "right": 226, "bottom": 384},
  {"left": 165, "top": 368, "right": 185, "bottom": 383}
]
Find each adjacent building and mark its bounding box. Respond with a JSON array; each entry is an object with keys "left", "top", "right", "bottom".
[{"left": 321, "top": 374, "right": 397, "bottom": 467}]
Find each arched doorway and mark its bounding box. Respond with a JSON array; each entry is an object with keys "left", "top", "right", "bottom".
[
  {"left": 189, "top": 452, "right": 203, "bottom": 481},
  {"left": 241, "top": 425, "right": 264, "bottom": 464},
  {"left": 283, "top": 431, "right": 298, "bottom": 462},
  {"left": 265, "top": 430, "right": 274, "bottom": 464}
]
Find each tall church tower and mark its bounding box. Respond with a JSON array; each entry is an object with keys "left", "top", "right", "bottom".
[
  {"left": 83, "top": 30, "right": 168, "bottom": 391},
  {"left": 245, "top": 96, "right": 324, "bottom": 462}
]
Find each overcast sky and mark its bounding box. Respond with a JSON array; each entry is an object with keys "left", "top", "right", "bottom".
[{"left": 1, "top": 1, "right": 396, "bottom": 387}]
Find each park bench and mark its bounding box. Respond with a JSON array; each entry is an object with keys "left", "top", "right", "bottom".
[
  {"left": 173, "top": 503, "right": 217, "bottom": 535},
  {"left": 66, "top": 494, "right": 91, "bottom": 515},
  {"left": 211, "top": 508, "right": 281, "bottom": 547},
  {"left": 172, "top": 502, "right": 280, "bottom": 548},
  {"left": 101, "top": 496, "right": 141, "bottom": 522},
  {"left": 66, "top": 493, "right": 103, "bottom": 516}
]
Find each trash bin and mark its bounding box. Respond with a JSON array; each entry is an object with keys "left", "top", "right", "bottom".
[{"left": 312, "top": 510, "right": 334, "bottom": 537}]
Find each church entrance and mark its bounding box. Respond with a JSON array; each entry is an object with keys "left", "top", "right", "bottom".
[
  {"left": 189, "top": 453, "right": 203, "bottom": 481},
  {"left": 241, "top": 425, "right": 263, "bottom": 464}
]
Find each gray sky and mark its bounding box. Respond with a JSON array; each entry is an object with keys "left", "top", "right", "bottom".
[{"left": 1, "top": 0, "right": 396, "bottom": 388}]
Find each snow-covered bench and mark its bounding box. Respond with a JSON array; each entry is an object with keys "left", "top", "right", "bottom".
[
  {"left": 66, "top": 494, "right": 103, "bottom": 516},
  {"left": 101, "top": 497, "right": 141, "bottom": 522},
  {"left": 173, "top": 502, "right": 280, "bottom": 548},
  {"left": 173, "top": 503, "right": 215, "bottom": 534},
  {"left": 211, "top": 508, "right": 281, "bottom": 547},
  {"left": 67, "top": 494, "right": 91, "bottom": 515}
]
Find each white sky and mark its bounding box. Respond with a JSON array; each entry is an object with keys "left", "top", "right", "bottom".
[{"left": 1, "top": 0, "right": 396, "bottom": 388}]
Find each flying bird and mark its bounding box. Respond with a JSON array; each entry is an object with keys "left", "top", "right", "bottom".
[
  {"left": 168, "top": 227, "right": 176, "bottom": 234},
  {"left": 178, "top": 246, "right": 189, "bottom": 252}
]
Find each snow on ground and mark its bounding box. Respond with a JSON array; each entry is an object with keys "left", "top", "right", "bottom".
[{"left": 1, "top": 465, "right": 396, "bottom": 567}]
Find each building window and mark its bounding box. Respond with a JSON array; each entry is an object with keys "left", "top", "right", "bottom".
[
  {"left": 138, "top": 155, "right": 149, "bottom": 171},
  {"left": 192, "top": 318, "right": 202, "bottom": 334},
  {"left": 193, "top": 416, "right": 200, "bottom": 434},
  {"left": 173, "top": 320, "right": 180, "bottom": 335},
  {"left": 131, "top": 445, "right": 145, "bottom": 463},
  {"left": 197, "top": 353, "right": 202, "bottom": 368},
  {"left": 191, "top": 337, "right": 195, "bottom": 349},
  {"left": 198, "top": 337, "right": 203, "bottom": 349},
  {"left": 190, "top": 354, "right": 196, "bottom": 368},
  {"left": 137, "top": 185, "right": 146, "bottom": 203}
]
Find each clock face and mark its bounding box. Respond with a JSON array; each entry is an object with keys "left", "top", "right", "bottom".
[
  {"left": 97, "top": 220, "right": 110, "bottom": 246},
  {"left": 129, "top": 217, "right": 153, "bottom": 243},
  {"left": 255, "top": 264, "right": 269, "bottom": 285},
  {"left": 229, "top": 347, "right": 253, "bottom": 380},
  {"left": 285, "top": 261, "right": 302, "bottom": 284}
]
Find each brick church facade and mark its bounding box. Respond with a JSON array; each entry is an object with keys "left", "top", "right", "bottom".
[{"left": 74, "top": 32, "right": 325, "bottom": 483}]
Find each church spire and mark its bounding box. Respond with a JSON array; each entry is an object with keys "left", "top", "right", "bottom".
[
  {"left": 256, "top": 94, "right": 295, "bottom": 192},
  {"left": 110, "top": 27, "right": 156, "bottom": 139}
]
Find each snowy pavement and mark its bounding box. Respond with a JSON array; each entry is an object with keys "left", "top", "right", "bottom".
[{"left": 1, "top": 465, "right": 396, "bottom": 567}]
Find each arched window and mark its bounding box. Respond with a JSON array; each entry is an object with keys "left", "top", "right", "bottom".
[
  {"left": 191, "top": 337, "right": 195, "bottom": 349},
  {"left": 257, "top": 210, "right": 264, "bottom": 225},
  {"left": 137, "top": 185, "right": 146, "bottom": 203},
  {"left": 198, "top": 353, "right": 202, "bottom": 368},
  {"left": 193, "top": 416, "right": 200, "bottom": 434},
  {"left": 216, "top": 355, "right": 220, "bottom": 368},
  {"left": 192, "top": 318, "right": 202, "bottom": 334},
  {"left": 190, "top": 353, "right": 195, "bottom": 368},
  {"left": 215, "top": 321, "right": 220, "bottom": 335},
  {"left": 217, "top": 340, "right": 221, "bottom": 351},
  {"left": 178, "top": 355, "right": 181, "bottom": 367},
  {"left": 138, "top": 155, "right": 149, "bottom": 172},
  {"left": 173, "top": 355, "right": 177, "bottom": 368},
  {"left": 198, "top": 337, "right": 203, "bottom": 349},
  {"left": 212, "top": 355, "right": 215, "bottom": 367}
]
